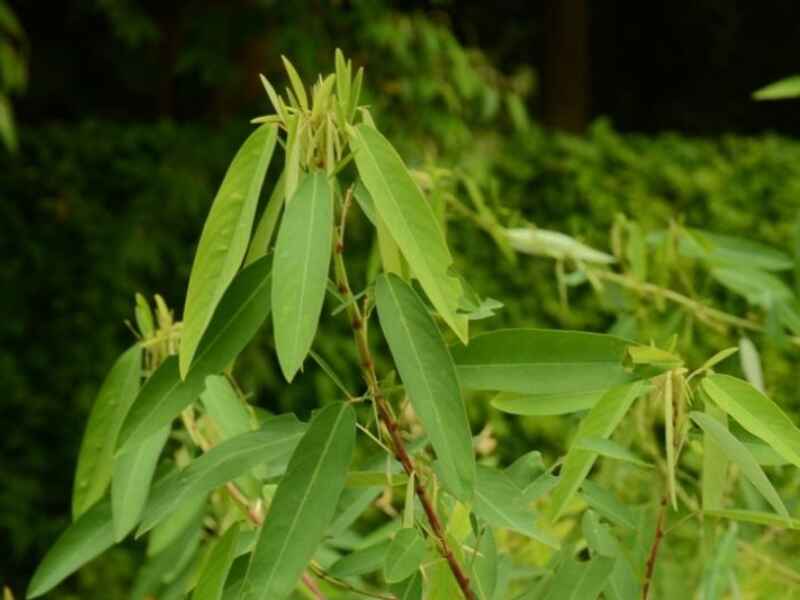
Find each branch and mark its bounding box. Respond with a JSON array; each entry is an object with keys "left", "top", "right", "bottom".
[
  {"left": 641, "top": 494, "right": 669, "bottom": 600},
  {"left": 333, "top": 196, "right": 477, "bottom": 600}
]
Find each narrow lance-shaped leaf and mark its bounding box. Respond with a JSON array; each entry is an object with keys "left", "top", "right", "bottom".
[
  {"left": 375, "top": 273, "right": 475, "bottom": 500},
  {"left": 193, "top": 524, "right": 241, "bottom": 600},
  {"left": 271, "top": 170, "right": 333, "bottom": 382},
  {"left": 701, "top": 405, "right": 728, "bottom": 511},
  {"left": 451, "top": 329, "right": 635, "bottom": 398},
  {"left": 550, "top": 380, "right": 650, "bottom": 521},
  {"left": 350, "top": 123, "right": 468, "bottom": 342},
  {"left": 690, "top": 411, "right": 788, "bottom": 517},
  {"left": 244, "top": 173, "right": 285, "bottom": 267},
  {"left": 239, "top": 402, "right": 356, "bottom": 600},
  {"left": 702, "top": 374, "right": 800, "bottom": 469},
  {"left": 26, "top": 501, "right": 115, "bottom": 599},
  {"left": 116, "top": 356, "right": 206, "bottom": 453},
  {"left": 329, "top": 539, "right": 392, "bottom": 578},
  {"left": 138, "top": 415, "right": 307, "bottom": 534},
  {"left": 112, "top": 426, "right": 170, "bottom": 541},
  {"left": 470, "top": 529, "right": 498, "bottom": 600},
  {"left": 384, "top": 528, "right": 427, "bottom": 583},
  {"left": 180, "top": 124, "right": 278, "bottom": 378},
  {"left": 72, "top": 344, "right": 141, "bottom": 518}
]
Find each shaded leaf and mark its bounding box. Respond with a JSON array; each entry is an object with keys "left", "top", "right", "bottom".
[
  {"left": 573, "top": 437, "right": 652, "bottom": 469},
  {"left": 384, "top": 529, "right": 426, "bottom": 583},
  {"left": 375, "top": 273, "right": 475, "bottom": 500},
  {"left": 541, "top": 556, "right": 615, "bottom": 600},
  {"left": 390, "top": 572, "right": 423, "bottom": 600},
  {"left": 471, "top": 528, "right": 498, "bottom": 600},
  {"left": 193, "top": 524, "right": 241, "bottom": 600},
  {"left": 703, "top": 508, "right": 800, "bottom": 529},
  {"left": 240, "top": 402, "right": 356, "bottom": 600},
  {"left": 329, "top": 539, "right": 392, "bottom": 578},
  {"left": 272, "top": 170, "right": 333, "bottom": 382}
]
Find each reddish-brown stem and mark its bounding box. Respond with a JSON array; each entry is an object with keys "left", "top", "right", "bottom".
[
  {"left": 641, "top": 494, "right": 669, "bottom": 600},
  {"left": 333, "top": 200, "right": 476, "bottom": 600}
]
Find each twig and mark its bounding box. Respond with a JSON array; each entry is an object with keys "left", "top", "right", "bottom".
[
  {"left": 641, "top": 494, "right": 669, "bottom": 600},
  {"left": 333, "top": 195, "right": 477, "bottom": 600},
  {"left": 309, "top": 563, "right": 395, "bottom": 600}
]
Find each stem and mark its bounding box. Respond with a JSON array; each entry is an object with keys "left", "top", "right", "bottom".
[
  {"left": 333, "top": 196, "right": 477, "bottom": 600},
  {"left": 641, "top": 494, "right": 669, "bottom": 600}
]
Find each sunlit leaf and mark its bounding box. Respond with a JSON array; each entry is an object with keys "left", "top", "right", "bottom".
[
  {"left": 701, "top": 405, "right": 728, "bottom": 510},
  {"left": 272, "top": 170, "right": 333, "bottom": 382},
  {"left": 375, "top": 273, "right": 475, "bottom": 500},
  {"left": 690, "top": 411, "right": 787, "bottom": 517},
  {"left": 738, "top": 337, "right": 765, "bottom": 393},
  {"left": 492, "top": 390, "right": 602, "bottom": 416},
  {"left": 550, "top": 381, "right": 650, "bottom": 521},
  {"left": 244, "top": 173, "right": 285, "bottom": 266},
  {"left": 702, "top": 374, "right": 800, "bottom": 468},
  {"left": 703, "top": 508, "right": 800, "bottom": 529},
  {"left": 240, "top": 402, "right": 356, "bottom": 600},
  {"left": 506, "top": 228, "right": 616, "bottom": 265},
  {"left": 72, "top": 345, "right": 141, "bottom": 518},
  {"left": 180, "top": 125, "right": 278, "bottom": 378},
  {"left": 540, "top": 556, "right": 615, "bottom": 600},
  {"left": 201, "top": 375, "right": 253, "bottom": 440},
  {"left": 573, "top": 436, "right": 652, "bottom": 469},
  {"left": 753, "top": 75, "right": 800, "bottom": 100},
  {"left": 350, "top": 123, "right": 468, "bottom": 342}
]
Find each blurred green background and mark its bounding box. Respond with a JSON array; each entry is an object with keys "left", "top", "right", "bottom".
[{"left": 3, "top": 1, "right": 800, "bottom": 597}]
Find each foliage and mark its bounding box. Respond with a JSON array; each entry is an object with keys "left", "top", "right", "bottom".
[
  {"left": 0, "top": 0, "right": 26, "bottom": 151},
  {"left": 23, "top": 53, "right": 800, "bottom": 600}
]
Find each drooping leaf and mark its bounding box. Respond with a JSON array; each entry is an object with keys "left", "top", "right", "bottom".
[
  {"left": 690, "top": 411, "right": 787, "bottom": 517},
  {"left": 116, "top": 356, "right": 206, "bottom": 453},
  {"left": 471, "top": 528, "right": 498, "bottom": 600},
  {"left": 701, "top": 523, "right": 737, "bottom": 600},
  {"left": 271, "top": 170, "right": 333, "bottom": 382},
  {"left": 573, "top": 437, "right": 652, "bottom": 469},
  {"left": 72, "top": 345, "right": 141, "bottom": 518},
  {"left": 180, "top": 125, "right": 278, "bottom": 378},
  {"left": 193, "top": 524, "right": 241, "bottom": 600},
  {"left": 350, "top": 123, "right": 468, "bottom": 342},
  {"left": 473, "top": 465, "right": 558, "bottom": 548},
  {"left": 541, "top": 556, "right": 615, "bottom": 600},
  {"left": 239, "top": 402, "right": 356, "bottom": 600},
  {"left": 701, "top": 405, "right": 728, "bottom": 510},
  {"left": 702, "top": 374, "right": 800, "bottom": 468},
  {"left": 244, "top": 173, "right": 285, "bottom": 266},
  {"left": 189, "top": 256, "right": 272, "bottom": 378},
  {"left": 703, "top": 508, "right": 800, "bottom": 529},
  {"left": 329, "top": 539, "right": 392, "bottom": 578},
  {"left": 112, "top": 426, "right": 170, "bottom": 541},
  {"left": 375, "top": 274, "right": 475, "bottom": 500},
  {"left": 579, "top": 480, "right": 636, "bottom": 530},
  {"left": 138, "top": 415, "right": 306, "bottom": 534},
  {"left": 550, "top": 381, "right": 650, "bottom": 521},
  {"left": 384, "top": 528, "right": 427, "bottom": 583},
  {"left": 452, "top": 329, "right": 634, "bottom": 396},
  {"left": 26, "top": 501, "right": 115, "bottom": 599}
]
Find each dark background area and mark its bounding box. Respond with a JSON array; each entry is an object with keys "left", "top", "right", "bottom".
[{"left": 4, "top": 1, "right": 800, "bottom": 596}]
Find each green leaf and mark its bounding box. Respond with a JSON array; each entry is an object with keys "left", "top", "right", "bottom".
[
  {"left": 240, "top": 402, "right": 356, "bottom": 600},
  {"left": 703, "top": 508, "right": 800, "bottom": 529},
  {"left": 112, "top": 426, "right": 170, "bottom": 541},
  {"left": 272, "top": 170, "right": 333, "bottom": 382},
  {"left": 375, "top": 274, "right": 475, "bottom": 500},
  {"left": 711, "top": 267, "right": 793, "bottom": 308},
  {"left": 579, "top": 480, "right": 636, "bottom": 530},
  {"left": 506, "top": 228, "right": 616, "bottom": 265},
  {"left": 345, "top": 470, "right": 408, "bottom": 488},
  {"left": 390, "top": 572, "right": 423, "bottom": 600},
  {"left": 384, "top": 528, "right": 427, "bottom": 583},
  {"left": 753, "top": 75, "right": 800, "bottom": 100},
  {"left": 201, "top": 375, "right": 253, "bottom": 439},
  {"left": 473, "top": 465, "right": 558, "bottom": 548},
  {"left": 329, "top": 539, "right": 392, "bottom": 578},
  {"left": 680, "top": 230, "right": 793, "bottom": 271},
  {"left": 452, "top": 329, "right": 634, "bottom": 396},
  {"left": 492, "top": 390, "right": 602, "bottom": 416},
  {"left": 550, "top": 381, "right": 650, "bottom": 521},
  {"left": 138, "top": 415, "right": 306, "bottom": 534},
  {"left": 179, "top": 125, "right": 278, "bottom": 378},
  {"left": 738, "top": 337, "right": 765, "bottom": 393},
  {"left": 280, "top": 56, "right": 308, "bottom": 111},
  {"left": 72, "top": 345, "right": 141, "bottom": 518},
  {"left": 702, "top": 374, "right": 800, "bottom": 469},
  {"left": 193, "top": 524, "right": 241, "bottom": 600},
  {"left": 26, "top": 501, "right": 115, "bottom": 599},
  {"left": 541, "top": 556, "right": 615, "bottom": 600},
  {"left": 701, "top": 405, "right": 728, "bottom": 510},
  {"left": 244, "top": 173, "right": 285, "bottom": 267},
  {"left": 701, "top": 523, "right": 737, "bottom": 600},
  {"left": 190, "top": 256, "right": 272, "bottom": 378},
  {"left": 116, "top": 356, "right": 206, "bottom": 453},
  {"left": 471, "top": 529, "right": 498, "bottom": 600},
  {"left": 573, "top": 437, "right": 652, "bottom": 469},
  {"left": 690, "top": 411, "right": 788, "bottom": 517},
  {"left": 350, "top": 123, "right": 468, "bottom": 342}
]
